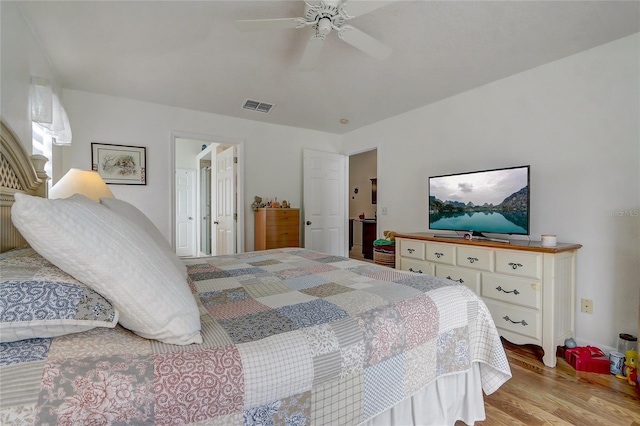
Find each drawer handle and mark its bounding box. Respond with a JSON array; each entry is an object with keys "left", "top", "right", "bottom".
[
  {"left": 508, "top": 262, "right": 523, "bottom": 270},
  {"left": 409, "top": 267, "right": 423, "bottom": 274},
  {"left": 434, "top": 252, "right": 444, "bottom": 258},
  {"left": 407, "top": 248, "right": 415, "bottom": 254},
  {"left": 281, "top": 232, "right": 289, "bottom": 235},
  {"left": 467, "top": 257, "right": 479, "bottom": 264},
  {"left": 496, "top": 286, "right": 520, "bottom": 295},
  {"left": 446, "top": 276, "right": 464, "bottom": 284},
  {"left": 503, "top": 315, "right": 528, "bottom": 326}
]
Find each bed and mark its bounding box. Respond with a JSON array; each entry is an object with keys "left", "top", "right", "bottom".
[{"left": 0, "top": 118, "right": 511, "bottom": 425}]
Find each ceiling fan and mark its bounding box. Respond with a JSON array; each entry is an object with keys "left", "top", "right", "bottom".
[{"left": 235, "top": 1, "right": 393, "bottom": 71}]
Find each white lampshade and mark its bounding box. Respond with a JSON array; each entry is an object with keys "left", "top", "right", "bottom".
[{"left": 49, "top": 168, "right": 114, "bottom": 202}]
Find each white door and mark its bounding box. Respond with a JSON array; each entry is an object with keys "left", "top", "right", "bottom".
[
  {"left": 303, "top": 149, "right": 347, "bottom": 256},
  {"left": 175, "top": 169, "right": 196, "bottom": 257},
  {"left": 215, "top": 146, "right": 236, "bottom": 255}
]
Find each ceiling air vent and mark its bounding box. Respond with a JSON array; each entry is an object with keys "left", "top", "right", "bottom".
[{"left": 242, "top": 99, "right": 274, "bottom": 114}]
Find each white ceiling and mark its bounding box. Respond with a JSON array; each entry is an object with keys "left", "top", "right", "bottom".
[{"left": 17, "top": 1, "right": 640, "bottom": 134}]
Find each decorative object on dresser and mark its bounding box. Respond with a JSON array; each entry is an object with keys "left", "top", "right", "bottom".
[
  {"left": 395, "top": 232, "right": 582, "bottom": 368},
  {"left": 254, "top": 207, "right": 300, "bottom": 250}
]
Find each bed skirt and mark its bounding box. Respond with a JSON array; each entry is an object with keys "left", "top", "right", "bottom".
[{"left": 362, "top": 363, "right": 485, "bottom": 426}]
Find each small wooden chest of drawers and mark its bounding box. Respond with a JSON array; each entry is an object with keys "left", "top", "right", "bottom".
[{"left": 254, "top": 208, "right": 300, "bottom": 250}]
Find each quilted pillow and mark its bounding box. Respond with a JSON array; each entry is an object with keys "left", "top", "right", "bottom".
[
  {"left": 0, "top": 247, "right": 118, "bottom": 342},
  {"left": 11, "top": 193, "right": 202, "bottom": 345},
  {"left": 99, "top": 197, "right": 187, "bottom": 278}
]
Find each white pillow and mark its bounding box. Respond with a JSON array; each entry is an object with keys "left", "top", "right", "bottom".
[
  {"left": 100, "top": 197, "right": 187, "bottom": 278},
  {"left": 11, "top": 193, "right": 202, "bottom": 345}
]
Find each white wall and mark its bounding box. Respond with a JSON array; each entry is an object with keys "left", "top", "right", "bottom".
[
  {"left": 343, "top": 34, "right": 640, "bottom": 350},
  {"left": 0, "top": 2, "right": 60, "bottom": 158},
  {"left": 60, "top": 89, "right": 341, "bottom": 251}
]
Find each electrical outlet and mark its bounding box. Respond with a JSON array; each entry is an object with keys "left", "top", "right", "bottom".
[
  {"left": 581, "top": 298, "right": 593, "bottom": 314},
  {"left": 381, "top": 207, "right": 388, "bottom": 215}
]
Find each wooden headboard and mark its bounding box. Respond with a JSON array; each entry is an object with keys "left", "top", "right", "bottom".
[{"left": 0, "top": 118, "right": 49, "bottom": 253}]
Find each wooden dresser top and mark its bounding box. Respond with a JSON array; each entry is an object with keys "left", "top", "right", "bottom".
[{"left": 395, "top": 232, "right": 582, "bottom": 254}]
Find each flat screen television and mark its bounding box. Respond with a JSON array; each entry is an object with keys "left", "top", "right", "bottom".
[{"left": 428, "top": 165, "right": 530, "bottom": 237}]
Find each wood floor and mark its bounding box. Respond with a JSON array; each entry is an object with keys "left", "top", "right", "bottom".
[
  {"left": 349, "top": 246, "right": 374, "bottom": 263},
  {"left": 461, "top": 339, "right": 640, "bottom": 425}
]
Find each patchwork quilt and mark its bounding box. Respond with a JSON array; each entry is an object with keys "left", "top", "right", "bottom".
[{"left": 0, "top": 248, "right": 511, "bottom": 425}]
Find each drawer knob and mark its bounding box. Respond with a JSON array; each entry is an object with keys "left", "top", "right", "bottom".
[
  {"left": 467, "top": 257, "right": 479, "bottom": 264},
  {"left": 503, "top": 315, "right": 528, "bottom": 326},
  {"left": 407, "top": 248, "right": 415, "bottom": 254},
  {"left": 446, "top": 276, "right": 464, "bottom": 284},
  {"left": 508, "top": 262, "right": 523, "bottom": 270},
  {"left": 434, "top": 252, "right": 443, "bottom": 258},
  {"left": 409, "top": 267, "right": 423, "bottom": 274},
  {"left": 496, "top": 286, "right": 520, "bottom": 295}
]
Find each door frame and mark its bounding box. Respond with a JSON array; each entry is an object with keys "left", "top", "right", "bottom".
[{"left": 171, "top": 131, "right": 245, "bottom": 255}]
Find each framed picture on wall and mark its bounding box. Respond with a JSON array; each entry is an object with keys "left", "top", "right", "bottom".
[
  {"left": 371, "top": 178, "right": 377, "bottom": 204},
  {"left": 91, "top": 143, "right": 146, "bottom": 185}
]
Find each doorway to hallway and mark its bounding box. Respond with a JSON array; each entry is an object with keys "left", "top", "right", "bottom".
[
  {"left": 348, "top": 148, "right": 377, "bottom": 263},
  {"left": 173, "top": 134, "right": 244, "bottom": 257}
]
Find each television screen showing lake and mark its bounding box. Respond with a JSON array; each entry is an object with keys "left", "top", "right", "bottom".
[
  {"left": 428, "top": 166, "right": 530, "bottom": 235},
  {"left": 429, "top": 211, "right": 528, "bottom": 234}
]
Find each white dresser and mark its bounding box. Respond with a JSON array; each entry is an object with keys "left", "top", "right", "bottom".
[{"left": 395, "top": 233, "right": 582, "bottom": 367}]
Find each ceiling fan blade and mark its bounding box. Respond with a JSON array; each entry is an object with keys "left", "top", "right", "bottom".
[
  {"left": 299, "top": 35, "right": 326, "bottom": 71},
  {"left": 341, "top": 0, "right": 395, "bottom": 17},
  {"left": 235, "top": 18, "right": 304, "bottom": 32},
  {"left": 338, "top": 25, "right": 391, "bottom": 60}
]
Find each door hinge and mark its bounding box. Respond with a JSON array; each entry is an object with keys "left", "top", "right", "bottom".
[
  {"left": 234, "top": 213, "right": 238, "bottom": 221},
  {"left": 234, "top": 157, "right": 238, "bottom": 164}
]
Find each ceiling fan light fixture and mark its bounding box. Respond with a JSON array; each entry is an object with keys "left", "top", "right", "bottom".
[
  {"left": 235, "top": 0, "right": 393, "bottom": 71},
  {"left": 317, "top": 17, "right": 332, "bottom": 35}
]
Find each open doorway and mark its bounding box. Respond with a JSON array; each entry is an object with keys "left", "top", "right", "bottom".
[
  {"left": 173, "top": 134, "right": 244, "bottom": 258},
  {"left": 348, "top": 148, "right": 377, "bottom": 263}
]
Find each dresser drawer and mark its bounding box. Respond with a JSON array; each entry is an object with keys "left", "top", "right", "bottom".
[
  {"left": 456, "top": 246, "right": 493, "bottom": 271},
  {"left": 426, "top": 242, "right": 455, "bottom": 265},
  {"left": 398, "top": 238, "right": 426, "bottom": 260},
  {"left": 484, "top": 299, "right": 541, "bottom": 340},
  {"left": 495, "top": 250, "right": 541, "bottom": 279},
  {"left": 482, "top": 273, "right": 540, "bottom": 310},
  {"left": 265, "top": 209, "right": 299, "bottom": 226},
  {"left": 265, "top": 239, "right": 299, "bottom": 249},
  {"left": 399, "top": 258, "right": 433, "bottom": 275},
  {"left": 436, "top": 265, "right": 480, "bottom": 294},
  {"left": 265, "top": 225, "right": 299, "bottom": 243}
]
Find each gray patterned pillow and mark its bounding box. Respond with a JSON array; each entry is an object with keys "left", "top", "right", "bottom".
[{"left": 0, "top": 247, "right": 119, "bottom": 342}]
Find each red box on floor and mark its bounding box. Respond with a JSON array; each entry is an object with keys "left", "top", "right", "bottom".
[{"left": 565, "top": 347, "right": 610, "bottom": 374}]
